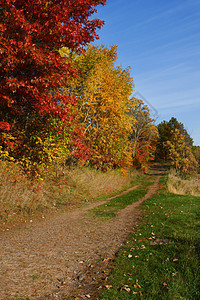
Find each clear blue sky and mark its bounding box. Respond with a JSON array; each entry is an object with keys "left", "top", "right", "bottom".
[{"left": 93, "top": 0, "right": 200, "bottom": 145}]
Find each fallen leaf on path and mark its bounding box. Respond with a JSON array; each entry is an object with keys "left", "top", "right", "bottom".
[
  {"left": 134, "top": 282, "right": 141, "bottom": 289},
  {"left": 120, "top": 285, "right": 131, "bottom": 292},
  {"left": 128, "top": 278, "right": 133, "bottom": 281},
  {"left": 103, "top": 257, "right": 113, "bottom": 262},
  {"left": 105, "top": 285, "right": 112, "bottom": 289},
  {"left": 173, "top": 258, "right": 178, "bottom": 262},
  {"left": 124, "top": 287, "right": 131, "bottom": 292}
]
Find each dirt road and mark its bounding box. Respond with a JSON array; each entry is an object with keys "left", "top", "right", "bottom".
[{"left": 0, "top": 165, "right": 165, "bottom": 299}]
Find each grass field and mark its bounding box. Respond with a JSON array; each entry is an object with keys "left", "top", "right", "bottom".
[{"left": 99, "top": 176, "right": 200, "bottom": 299}]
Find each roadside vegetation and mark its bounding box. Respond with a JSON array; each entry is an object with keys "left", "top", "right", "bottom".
[
  {"left": 0, "top": 160, "right": 141, "bottom": 224},
  {"left": 167, "top": 170, "right": 200, "bottom": 196},
  {"left": 99, "top": 176, "right": 200, "bottom": 299}
]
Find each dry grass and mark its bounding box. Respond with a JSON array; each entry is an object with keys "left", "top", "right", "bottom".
[
  {"left": 0, "top": 161, "right": 48, "bottom": 222},
  {"left": 167, "top": 170, "right": 200, "bottom": 196},
  {"left": 63, "top": 166, "right": 139, "bottom": 198},
  {"left": 0, "top": 161, "right": 140, "bottom": 223}
]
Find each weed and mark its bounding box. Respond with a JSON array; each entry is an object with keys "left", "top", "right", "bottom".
[{"left": 31, "top": 274, "right": 40, "bottom": 280}]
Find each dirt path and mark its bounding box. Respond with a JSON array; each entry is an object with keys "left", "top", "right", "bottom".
[{"left": 0, "top": 164, "right": 166, "bottom": 299}]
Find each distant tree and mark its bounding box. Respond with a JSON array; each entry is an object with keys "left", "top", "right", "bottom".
[
  {"left": 129, "top": 99, "right": 158, "bottom": 172},
  {"left": 166, "top": 129, "right": 198, "bottom": 174},
  {"left": 192, "top": 145, "right": 200, "bottom": 171},
  {"left": 156, "top": 117, "right": 193, "bottom": 160}
]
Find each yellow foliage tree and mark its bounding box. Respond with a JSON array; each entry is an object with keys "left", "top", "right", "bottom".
[
  {"left": 128, "top": 99, "right": 158, "bottom": 171},
  {"left": 166, "top": 129, "right": 198, "bottom": 174},
  {"left": 62, "top": 45, "right": 136, "bottom": 170}
]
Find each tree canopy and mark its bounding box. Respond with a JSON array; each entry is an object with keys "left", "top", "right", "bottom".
[
  {"left": 0, "top": 0, "right": 106, "bottom": 175},
  {"left": 157, "top": 117, "right": 193, "bottom": 161},
  {"left": 61, "top": 44, "right": 136, "bottom": 170}
]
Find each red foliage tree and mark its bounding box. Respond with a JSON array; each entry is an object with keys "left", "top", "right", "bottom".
[{"left": 0, "top": 0, "right": 106, "bottom": 170}]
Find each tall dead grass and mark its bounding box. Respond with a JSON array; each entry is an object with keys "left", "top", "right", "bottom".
[
  {"left": 167, "top": 170, "right": 200, "bottom": 196},
  {"left": 0, "top": 161, "right": 140, "bottom": 223},
  {"left": 0, "top": 161, "right": 48, "bottom": 221}
]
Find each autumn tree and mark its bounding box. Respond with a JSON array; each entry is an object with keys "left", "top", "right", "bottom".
[
  {"left": 0, "top": 0, "right": 106, "bottom": 175},
  {"left": 128, "top": 99, "right": 158, "bottom": 172},
  {"left": 193, "top": 145, "right": 200, "bottom": 169},
  {"left": 156, "top": 117, "right": 193, "bottom": 160},
  {"left": 166, "top": 129, "right": 198, "bottom": 174},
  {"left": 62, "top": 45, "right": 135, "bottom": 170}
]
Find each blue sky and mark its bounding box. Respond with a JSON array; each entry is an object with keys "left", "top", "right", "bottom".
[{"left": 93, "top": 0, "right": 200, "bottom": 145}]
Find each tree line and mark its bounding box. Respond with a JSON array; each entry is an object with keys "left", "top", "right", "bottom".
[{"left": 0, "top": 0, "right": 198, "bottom": 177}]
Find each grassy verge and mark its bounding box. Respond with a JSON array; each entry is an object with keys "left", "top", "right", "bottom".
[
  {"left": 99, "top": 176, "right": 200, "bottom": 299},
  {"left": 167, "top": 170, "right": 200, "bottom": 196},
  {"left": 0, "top": 160, "right": 142, "bottom": 224},
  {"left": 90, "top": 176, "right": 155, "bottom": 219}
]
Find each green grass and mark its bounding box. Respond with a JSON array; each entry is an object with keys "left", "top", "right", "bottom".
[
  {"left": 90, "top": 176, "right": 155, "bottom": 219},
  {"left": 99, "top": 176, "right": 200, "bottom": 299}
]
